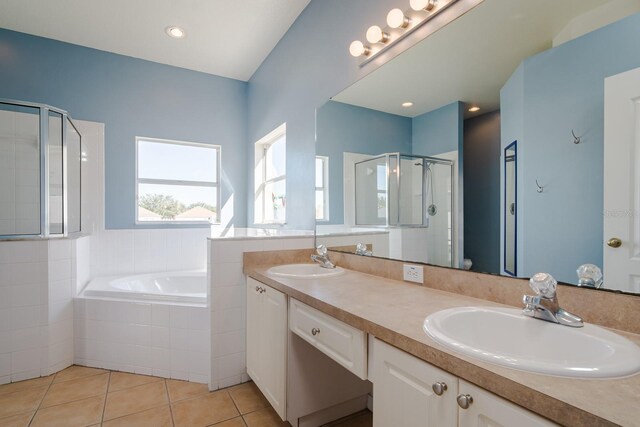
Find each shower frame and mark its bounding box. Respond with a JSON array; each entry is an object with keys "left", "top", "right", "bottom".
[
  {"left": 354, "top": 152, "right": 454, "bottom": 228},
  {"left": 0, "top": 98, "right": 82, "bottom": 240}
]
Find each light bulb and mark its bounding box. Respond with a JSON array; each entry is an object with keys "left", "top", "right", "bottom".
[
  {"left": 366, "top": 25, "right": 389, "bottom": 44},
  {"left": 468, "top": 106, "right": 480, "bottom": 112},
  {"left": 402, "top": 102, "right": 414, "bottom": 108},
  {"left": 349, "top": 40, "right": 370, "bottom": 57},
  {"left": 165, "top": 26, "right": 185, "bottom": 38},
  {"left": 410, "top": 0, "right": 437, "bottom": 12},
  {"left": 387, "top": 8, "right": 410, "bottom": 29}
]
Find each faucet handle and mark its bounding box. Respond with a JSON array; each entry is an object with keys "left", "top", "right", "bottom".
[
  {"left": 316, "top": 244, "right": 328, "bottom": 257},
  {"left": 576, "top": 264, "right": 603, "bottom": 288},
  {"left": 529, "top": 273, "right": 557, "bottom": 299}
]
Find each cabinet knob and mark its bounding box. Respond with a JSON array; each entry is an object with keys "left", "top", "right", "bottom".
[
  {"left": 432, "top": 382, "right": 447, "bottom": 396},
  {"left": 456, "top": 394, "right": 473, "bottom": 409},
  {"left": 260, "top": 287, "right": 266, "bottom": 293},
  {"left": 311, "top": 327, "right": 321, "bottom": 336},
  {"left": 255, "top": 286, "right": 260, "bottom": 292}
]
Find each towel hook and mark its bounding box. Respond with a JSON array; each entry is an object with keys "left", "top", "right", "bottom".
[
  {"left": 536, "top": 179, "right": 544, "bottom": 193},
  {"left": 572, "top": 129, "right": 581, "bottom": 144}
]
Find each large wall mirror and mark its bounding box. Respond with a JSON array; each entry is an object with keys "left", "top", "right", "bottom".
[{"left": 315, "top": 0, "right": 640, "bottom": 294}]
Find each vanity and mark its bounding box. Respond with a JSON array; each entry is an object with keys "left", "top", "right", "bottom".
[{"left": 243, "top": 252, "right": 640, "bottom": 427}]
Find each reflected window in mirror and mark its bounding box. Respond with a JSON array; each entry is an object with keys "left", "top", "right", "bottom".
[
  {"left": 315, "top": 156, "right": 329, "bottom": 221},
  {"left": 254, "top": 123, "right": 286, "bottom": 224}
]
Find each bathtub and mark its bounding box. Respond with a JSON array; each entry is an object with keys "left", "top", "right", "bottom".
[{"left": 82, "top": 270, "right": 207, "bottom": 305}]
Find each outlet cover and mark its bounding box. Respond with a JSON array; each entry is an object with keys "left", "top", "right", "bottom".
[{"left": 403, "top": 264, "right": 424, "bottom": 284}]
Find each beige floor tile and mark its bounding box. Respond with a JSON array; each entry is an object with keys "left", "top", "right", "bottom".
[
  {"left": 166, "top": 379, "right": 209, "bottom": 402},
  {"left": 171, "top": 390, "right": 239, "bottom": 427},
  {"left": 228, "top": 382, "right": 270, "bottom": 415},
  {"left": 102, "top": 404, "right": 173, "bottom": 427},
  {"left": 242, "top": 407, "right": 288, "bottom": 427},
  {"left": 103, "top": 380, "right": 168, "bottom": 421},
  {"left": 0, "top": 412, "right": 34, "bottom": 427},
  {"left": 41, "top": 372, "right": 109, "bottom": 408},
  {"left": 0, "top": 387, "right": 47, "bottom": 419},
  {"left": 30, "top": 395, "right": 104, "bottom": 427},
  {"left": 0, "top": 376, "right": 54, "bottom": 397},
  {"left": 53, "top": 365, "right": 108, "bottom": 383},
  {"left": 213, "top": 417, "right": 247, "bottom": 427},
  {"left": 108, "top": 372, "right": 162, "bottom": 393}
]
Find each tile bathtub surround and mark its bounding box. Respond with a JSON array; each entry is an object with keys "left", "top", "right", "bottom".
[
  {"left": 0, "top": 365, "right": 298, "bottom": 427},
  {"left": 74, "top": 298, "right": 210, "bottom": 383},
  {"left": 326, "top": 250, "right": 640, "bottom": 335},
  {"left": 208, "top": 235, "right": 314, "bottom": 390}
]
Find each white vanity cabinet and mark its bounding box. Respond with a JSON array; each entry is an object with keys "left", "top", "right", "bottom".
[
  {"left": 371, "top": 338, "right": 556, "bottom": 427},
  {"left": 246, "top": 278, "right": 287, "bottom": 420}
]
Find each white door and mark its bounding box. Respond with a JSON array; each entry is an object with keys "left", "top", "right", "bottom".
[
  {"left": 371, "top": 338, "right": 457, "bottom": 427},
  {"left": 258, "top": 284, "right": 287, "bottom": 420},
  {"left": 604, "top": 66, "right": 640, "bottom": 292},
  {"left": 246, "top": 278, "right": 262, "bottom": 384}
]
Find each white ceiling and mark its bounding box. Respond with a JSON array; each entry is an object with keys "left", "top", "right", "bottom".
[
  {"left": 333, "top": 0, "right": 627, "bottom": 117},
  {"left": 0, "top": 0, "right": 310, "bottom": 81}
]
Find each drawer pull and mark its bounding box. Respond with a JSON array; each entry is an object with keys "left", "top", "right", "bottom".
[
  {"left": 311, "top": 327, "right": 321, "bottom": 336},
  {"left": 457, "top": 394, "right": 473, "bottom": 409},
  {"left": 432, "top": 382, "right": 447, "bottom": 396}
]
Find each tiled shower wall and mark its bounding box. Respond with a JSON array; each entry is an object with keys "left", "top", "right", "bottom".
[
  {"left": 208, "top": 236, "right": 315, "bottom": 390},
  {"left": 0, "top": 237, "right": 87, "bottom": 384}
]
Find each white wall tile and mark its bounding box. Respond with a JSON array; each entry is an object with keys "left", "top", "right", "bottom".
[{"left": 151, "top": 304, "right": 170, "bottom": 327}]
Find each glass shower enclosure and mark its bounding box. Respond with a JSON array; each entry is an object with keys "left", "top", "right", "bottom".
[
  {"left": 355, "top": 153, "right": 453, "bottom": 227},
  {"left": 0, "top": 99, "right": 82, "bottom": 239}
]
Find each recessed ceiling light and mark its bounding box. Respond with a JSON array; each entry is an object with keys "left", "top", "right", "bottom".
[
  {"left": 468, "top": 106, "right": 480, "bottom": 112},
  {"left": 402, "top": 102, "right": 414, "bottom": 108},
  {"left": 166, "top": 26, "right": 185, "bottom": 39}
]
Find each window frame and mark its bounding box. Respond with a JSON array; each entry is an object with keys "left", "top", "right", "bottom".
[
  {"left": 315, "top": 155, "right": 329, "bottom": 221},
  {"left": 254, "top": 123, "right": 287, "bottom": 225},
  {"left": 134, "top": 136, "right": 221, "bottom": 225}
]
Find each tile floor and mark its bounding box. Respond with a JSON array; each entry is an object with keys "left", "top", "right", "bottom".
[{"left": 0, "top": 366, "right": 372, "bottom": 427}]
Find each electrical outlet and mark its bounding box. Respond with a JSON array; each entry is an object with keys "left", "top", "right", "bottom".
[{"left": 403, "top": 264, "right": 424, "bottom": 283}]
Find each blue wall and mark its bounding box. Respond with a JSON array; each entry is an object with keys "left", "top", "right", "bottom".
[
  {"left": 412, "top": 101, "right": 464, "bottom": 156},
  {"left": 501, "top": 13, "right": 640, "bottom": 283},
  {"left": 463, "top": 111, "right": 501, "bottom": 274},
  {"left": 316, "top": 101, "right": 412, "bottom": 224},
  {"left": 0, "top": 29, "right": 248, "bottom": 229}
]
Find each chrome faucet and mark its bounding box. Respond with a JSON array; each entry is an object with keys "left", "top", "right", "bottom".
[
  {"left": 355, "top": 242, "right": 372, "bottom": 256},
  {"left": 311, "top": 245, "right": 335, "bottom": 269},
  {"left": 576, "top": 264, "right": 603, "bottom": 289},
  {"left": 522, "top": 273, "right": 583, "bottom": 328}
]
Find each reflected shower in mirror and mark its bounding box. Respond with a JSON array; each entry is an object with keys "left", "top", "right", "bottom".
[{"left": 315, "top": 0, "right": 640, "bottom": 294}]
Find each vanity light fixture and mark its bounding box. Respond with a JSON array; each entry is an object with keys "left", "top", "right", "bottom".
[
  {"left": 410, "top": 0, "right": 437, "bottom": 11},
  {"left": 349, "top": 40, "right": 371, "bottom": 57},
  {"left": 402, "top": 102, "right": 414, "bottom": 107},
  {"left": 468, "top": 106, "right": 480, "bottom": 112},
  {"left": 165, "top": 26, "right": 185, "bottom": 39},
  {"left": 349, "top": 0, "right": 458, "bottom": 65},
  {"left": 387, "top": 8, "right": 411, "bottom": 29},
  {"left": 366, "top": 25, "right": 390, "bottom": 44}
]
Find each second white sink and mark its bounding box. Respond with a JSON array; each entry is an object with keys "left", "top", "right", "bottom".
[
  {"left": 423, "top": 306, "right": 640, "bottom": 378},
  {"left": 267, "top": 263, "right": 345, "bottom": 279}
]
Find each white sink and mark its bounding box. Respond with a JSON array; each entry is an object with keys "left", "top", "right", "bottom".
[
  {"left": 423, "top": 306, "right": 640, "bottom": 378},
  {"left": 267, "top": 264, "right": 345, "bottom": 279}
]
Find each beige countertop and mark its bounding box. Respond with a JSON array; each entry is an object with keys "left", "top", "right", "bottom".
[{"left": 247, "top": 266, "right": 640, "bottom": 427}]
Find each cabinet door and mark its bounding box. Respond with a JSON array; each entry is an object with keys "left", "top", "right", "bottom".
[
  {"left": 457, "top": 380, "right": 557, "bottom": 427},
  {"left": 246, "top": 278, "right": 262, "bottom": 384},
  {"left": 258, "top": 282, "right": 288, "bottom": 420},
  {"left": 372, "top": 338, "right": 457, "bottom": 427}
]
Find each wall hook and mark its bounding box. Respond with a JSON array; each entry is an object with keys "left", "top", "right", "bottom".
[
  {"left": 536, "top": 179, "right": 544, "bottom": 193},
  {"left": 572, "top": 129, "right": 581, "bottom": 144}
]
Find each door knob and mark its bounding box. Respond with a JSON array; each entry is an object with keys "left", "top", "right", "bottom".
[
  {"left": 607, "top": 238, "right": 622, "bottom": 248},
  {"left": 457, "top": 394, "right": 473, "bottom": 409}
]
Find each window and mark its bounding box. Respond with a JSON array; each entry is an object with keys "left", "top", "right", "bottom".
[
  {"left": 136, "top": 137, "right": 220, "bottom": 224},
  {"left": 254, "top": 124, "right": 286, "bottom": 224},
  {"left": 315, "top": 156, "right": 329, "bottom": 221}
]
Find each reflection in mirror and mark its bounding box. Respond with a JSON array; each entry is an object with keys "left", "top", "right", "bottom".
[
  {"left": 315, "top": 0, "right": 640, "bottom": 294},
  {"left": 504, "top": 141, "right": 516, "bottom": 276}
]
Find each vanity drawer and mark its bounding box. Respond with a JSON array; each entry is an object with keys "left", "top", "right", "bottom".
[{"left": 289, "top": 298, "right": 367, "bottom": 380}]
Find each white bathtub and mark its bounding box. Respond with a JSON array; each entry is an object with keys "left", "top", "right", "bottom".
[{"left": 82, "top": 270, "right": 207, "bottom": 305}]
